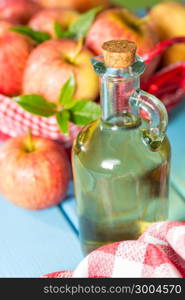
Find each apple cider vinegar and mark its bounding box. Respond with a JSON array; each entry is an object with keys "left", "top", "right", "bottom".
[{"left": 72, "top": 40, "right": 170, "bottom": 255}]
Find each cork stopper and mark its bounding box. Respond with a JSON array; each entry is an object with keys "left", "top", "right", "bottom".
[{"left": 102, "top": 40, "right": 137, "bottom": 68}]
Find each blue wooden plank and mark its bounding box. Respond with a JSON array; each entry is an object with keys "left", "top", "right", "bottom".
[
  {"left": 168, "top": 101, "right": 185, "bottom": 199},
  {"left": 169, "top": 185, "right": 185, "bottom": 221},
  {"left": 61, "top": 181, "right": 79, "bottom": 232},
  {"left": 0, "top": 195, "right": 83, "bottom": 278}
]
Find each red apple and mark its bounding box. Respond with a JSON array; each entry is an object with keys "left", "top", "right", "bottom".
[
  {"left": 35, "top": 0, "right": 109, "bottom": 12},
  {"left": 0, "top": 0, "right": 41, "bottom": 24},
  {"left": 23, "top": 39, "right": 99, "bottom": 103},
  {"left": 86, "top": 8, "right": 159, "bottom": 81},
  {"left": 0, "top": 20, "right": 34, "bottom": 96},
  {"left": 29, "top": 8, "right": 79, "bottom": 38},
  {"left": 0, "top": 135, "right": 70, "bottom": 210}
]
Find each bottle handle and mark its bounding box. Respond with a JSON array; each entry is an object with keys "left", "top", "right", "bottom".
[{"left": 129, "top": 89, "right": 168, "bottom": 146}]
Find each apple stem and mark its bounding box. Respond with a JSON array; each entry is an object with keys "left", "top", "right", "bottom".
[
  {"left": 25, "top": 131, "right": 35, "bottom": 153},
  {"left": 67, "top": 37, "right": 84, "bottom": 64}
]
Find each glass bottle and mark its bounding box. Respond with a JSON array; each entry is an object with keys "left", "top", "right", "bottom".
[{"left": 72, "top": 40, "right": 171, "bottom": 255}]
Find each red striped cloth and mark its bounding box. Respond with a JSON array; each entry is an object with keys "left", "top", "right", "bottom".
[
  {"left": 0, "top": 94, "right": 80, "bottom": 146},
  {"left": 44, "top": 221, "right": 185, "bottom": 278}
]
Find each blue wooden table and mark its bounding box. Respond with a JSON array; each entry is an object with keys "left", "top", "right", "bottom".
[{"left": 0, "top": 101, "right": 185, "bottom": 278}]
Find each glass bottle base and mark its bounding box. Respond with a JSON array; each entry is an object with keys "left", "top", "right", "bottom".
[{"left": 80, "top": 218, "right": 163, "bottom": 255}]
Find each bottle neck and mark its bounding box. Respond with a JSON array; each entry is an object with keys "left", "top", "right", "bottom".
[{"left": 100, "top": 75, "right": 140, "bottom": 123}]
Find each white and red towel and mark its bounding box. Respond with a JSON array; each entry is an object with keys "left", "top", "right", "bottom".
[{"left": 44, "top": 221, "right": 185, "bottom": 278}]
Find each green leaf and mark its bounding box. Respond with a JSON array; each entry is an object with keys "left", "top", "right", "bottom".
[
  {"left": 56, "top": 110, "right": 70, "bottom": 134},
  {"left": 53, "top": 22, "right": 66, "bottom": 39},
  {"left": 68, "top": 6, "right": 103, "bottom": 39},
  {"left": 53, "top": 6, "right": 103, "bottom": 40},
  {"left": 10, "top": 26, "right": 51, "bottom": 44},
  {"left": 110, "top": 0, "right": 168, "bottom": 10},
  {"left": 14, "top": 95, "right": 57, "bottom": 117},
  {"left": 53, "top": 22, "right": 75, "bottom": 39},
  {"left": 70, "top": 100, "right": 101, "bottom": 126},
  {"left": 58, "top": 73, "right": 76, "bottom": 106}
]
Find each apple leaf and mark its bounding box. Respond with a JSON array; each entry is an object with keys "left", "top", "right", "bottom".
[
  {"left": 14, "top": 78, "right": 101, "bottom": 134},
  {"left": 13, "top": 94, "right": 57, "bottom": 117},
  {"left": 53, "top": 22, "right": 75, "bottom": 39},
  {"left": 56, "top": 110, "right": 70, "bottom": 134},
  {"left": 68, "top": 6, "right": 103, "bottom": 39},
  {"left": 10, "top": 26, "right": 51, "bottom": 44},
  {"left": 69, "top": 100, "right": 101, "bottom": 125},
  {"left": 58, "top": 73, "right": 76, "bottom": 106}
]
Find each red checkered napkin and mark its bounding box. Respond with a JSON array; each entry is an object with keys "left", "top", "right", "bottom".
[
  {"left": 0, "top": 94, "right": 80, "bottom": 146},
  {"left": 44, "top": 221, "right": 185, "bottom": 278}
]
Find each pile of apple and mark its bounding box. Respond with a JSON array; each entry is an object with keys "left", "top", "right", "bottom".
[
  {"left": 0, "top": 0, "right": 184, "bottom": 210},
  {"left": 0, "top": 0, "right": 160, "bottom": 101}
]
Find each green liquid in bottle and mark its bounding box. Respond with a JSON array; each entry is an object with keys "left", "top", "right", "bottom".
[{"left": 72, "top": 116, "right": 170, "bottom": 254}]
